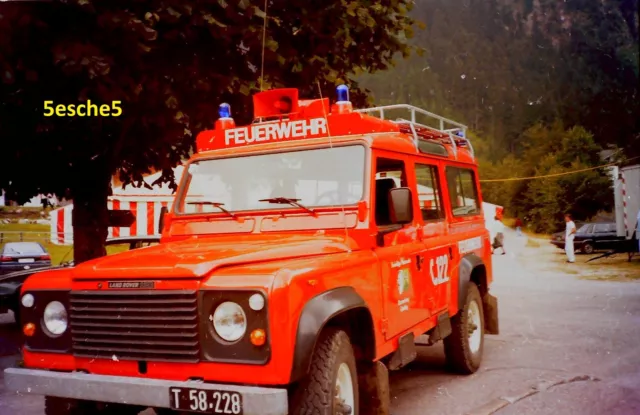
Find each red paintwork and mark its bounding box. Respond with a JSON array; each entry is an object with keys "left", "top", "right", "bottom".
[{"left": 22, "top": 88, "right": 492, "bottom": 388}]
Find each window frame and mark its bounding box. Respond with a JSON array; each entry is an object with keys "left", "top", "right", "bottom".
[
  {"left": 373, "top": 156, "right": 413, "bottom": 227},
  {"left": 414, "top": 162, "right": 446, "bottom": 222},
  {"left": 445, "top": 166, "right": 482, "bottom": 218}
]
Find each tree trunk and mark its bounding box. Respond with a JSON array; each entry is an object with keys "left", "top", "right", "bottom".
[{"left": 71, "top": 161, "right": 111, "bottom": 265}]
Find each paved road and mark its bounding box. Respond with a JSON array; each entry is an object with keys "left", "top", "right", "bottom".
[{"left": 1, "top": 232, "right": 639, "bottom": 415}]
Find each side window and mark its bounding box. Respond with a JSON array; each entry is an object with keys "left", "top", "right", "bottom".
[
  {"left": 445, "top": 167, "right": 480, "bottom": 217},
  {"left": 374, "top": 158, "right": 409, "bottom": 227},
  {"left": 594, "top": 223, "right": 609, "bottom": 233},
  {"left": 415, "top": 163, "right": 444, "bottom": 221}
]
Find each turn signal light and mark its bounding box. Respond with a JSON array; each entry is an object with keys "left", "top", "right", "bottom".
[
  {"left": 250, "top": 329, "right": 266, "bottom": 347},
  {"left": 23, "top": 323, "right": 36, "bottom": 337}
]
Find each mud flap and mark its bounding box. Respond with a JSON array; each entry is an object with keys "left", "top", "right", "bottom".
[
  {"left": 483, "top": 292, "right": 499, "bottom": 335},
  {"left": 357, "top": 361, "right": 390, "bottom": 415}
]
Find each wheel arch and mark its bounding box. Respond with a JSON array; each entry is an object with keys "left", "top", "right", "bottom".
[
  {"left": 289, "top": 287, "right": 375, "bottom": 383},
  {"left": 458, "top": 253, "right": 487, "bottom": 308},
  {"left": 457, "top": 253, "right": 498, "bottom": 334}
]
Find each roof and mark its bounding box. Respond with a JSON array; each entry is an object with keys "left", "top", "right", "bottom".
[{"left": 194, "top": 88, "right": 476, "bottom": 165}]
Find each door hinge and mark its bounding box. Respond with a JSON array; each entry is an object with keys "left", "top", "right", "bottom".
[{"left": 381, "top": 319, "right": 389, "bottom": 335}]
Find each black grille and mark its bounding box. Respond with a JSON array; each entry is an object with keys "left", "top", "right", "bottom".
[{"left": 70, "top": 290, "right": 200, "bottom": 363}]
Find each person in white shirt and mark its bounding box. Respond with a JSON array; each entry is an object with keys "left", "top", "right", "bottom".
[
  {"left": 564, "top": 213, "right": 577, "bottom": 263},
  {"left": 491, "top": 216, "right": 506, "bottom": 255}
]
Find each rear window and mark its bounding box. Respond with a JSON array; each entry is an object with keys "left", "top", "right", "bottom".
[{"left": 2, "top": 242, "right": 45, "bottom": 255}]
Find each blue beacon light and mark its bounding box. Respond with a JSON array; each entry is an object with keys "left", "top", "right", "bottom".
[
  {"left": 218, "top": 103, "right": 232, "bottom": 119},
  {"left": 336, "top": 85, "right": 350, "bottom": 103}
]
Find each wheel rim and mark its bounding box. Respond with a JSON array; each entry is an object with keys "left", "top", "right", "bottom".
[
  {"left": 334, "top": 362, "right": 355, "bottom": 415},
  {"left": 467, "top": 300, "right": 482, "bottom": 354}
]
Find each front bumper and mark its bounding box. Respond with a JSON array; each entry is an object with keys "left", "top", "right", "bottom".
[{"left": 4, "top": 368, "right": 288, "bottom": 415}]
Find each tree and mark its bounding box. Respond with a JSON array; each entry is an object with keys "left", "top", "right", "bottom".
[
  {"left": 0, "top": 0, "right": 416, "bottom": 263},
  {"left": 516, "top": 125, "right": 613, "bottom": 233}
]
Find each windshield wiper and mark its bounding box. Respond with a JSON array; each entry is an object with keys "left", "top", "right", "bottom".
[
  {"left": 187, "top": 201, "right": 237, "bottom": 219},
  {"left": 258, "top": 197, "right": 316, "bottom": 216}
]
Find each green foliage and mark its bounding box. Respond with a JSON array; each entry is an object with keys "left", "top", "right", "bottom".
[
  {"left": 482, "top": 124, "right": 613, "bottom": 233},
  {"left": 360, "top": 0, "right": 638, "bottom": 159},
  {"left": 0, "top": 0, "right": 417, "bottom": 203}
]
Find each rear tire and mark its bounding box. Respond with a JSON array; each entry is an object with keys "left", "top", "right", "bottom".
[
  {"left": 444, "top": 283, "right": 484, "bottom": 374},
  {"left": 581, "top": 242, "right": 594, "bottom": 254},
  {"left": 289, "top": 328, "right": 359, "bottom": 415}
]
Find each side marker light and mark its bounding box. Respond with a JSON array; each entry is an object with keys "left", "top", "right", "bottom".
[
  {"left": 250, "top": 329, "right": 266, "bottom": 347},
  {"left": 23, "top": 323, "right": 36, "bottom": 337}
]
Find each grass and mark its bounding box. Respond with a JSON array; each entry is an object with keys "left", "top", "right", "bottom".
[{"left": 0, "top": 223, "right": 130, "bottom": 265}]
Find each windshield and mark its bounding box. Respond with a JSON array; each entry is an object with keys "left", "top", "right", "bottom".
[{"left": 177, "top": 145, "right": 366, "bottom": 214}]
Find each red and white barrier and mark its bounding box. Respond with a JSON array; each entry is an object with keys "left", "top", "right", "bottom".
[{"left": 50, "top": 197, "right": 174, "bottom": 245}]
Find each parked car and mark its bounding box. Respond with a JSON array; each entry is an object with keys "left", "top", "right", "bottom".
[
  {"left": 0, "top": 236, "right": 160, "bottom": 323},
  {"left": 0, "top": 242, "right": 51, "bottom": 276},
  {"left": 551, "top": 222, "right": 626, "bottom": 254}
]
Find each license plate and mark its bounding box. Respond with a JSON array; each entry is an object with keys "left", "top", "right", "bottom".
[
  {"left": 169, "top": 387, "right": 243, "bottom": 414},
  {"left": 18, "top": 258, "right": 35, "bottom": 263}
]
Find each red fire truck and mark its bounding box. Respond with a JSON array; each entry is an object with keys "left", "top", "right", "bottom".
[{"left": 5, "top": 85, "right": 498, "bottom": 415}]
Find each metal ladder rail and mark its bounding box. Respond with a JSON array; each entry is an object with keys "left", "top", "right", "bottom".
[
  {"left": 355, "top": 104, "right": 473, "bottom": 158},
  {"left": 393, "top": 118, "right": 458, "bottom": 159}
]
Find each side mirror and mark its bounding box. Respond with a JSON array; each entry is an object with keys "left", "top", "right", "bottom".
[
  {"left": 158, "top": 206, "right": 168, "bottom": 234},
  {"left": 389, "top": 188, "right": 413, "bottom": 224}
]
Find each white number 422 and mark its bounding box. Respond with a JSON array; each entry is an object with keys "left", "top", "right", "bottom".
[{"left": 430, "top": 254, "right": 449, "bottom": 286}]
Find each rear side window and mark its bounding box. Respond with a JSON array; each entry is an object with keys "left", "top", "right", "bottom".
[
  {"left": 415, "top": 163, "right": 444, "bottom": 221},
  {"left": 446, "top": 167, "right": 480, "bottom": 216},
  {"left": 593, "top": 223, "right": 612, "bottom": 233}
]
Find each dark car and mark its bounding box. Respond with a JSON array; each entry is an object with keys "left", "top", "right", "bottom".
[
  {"left": 0, "top": 242, "right": 51, "bottom": 276},
  {"left": 551, "top": 222, "right": 626, "bottom": 254},
  {"left": 0, "top": 236, "right": 160, "bottom": 323}
]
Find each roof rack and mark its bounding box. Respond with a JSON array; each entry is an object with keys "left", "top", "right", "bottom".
[{"left": 354, "top": 104, "right": 473, "bottom": 159}]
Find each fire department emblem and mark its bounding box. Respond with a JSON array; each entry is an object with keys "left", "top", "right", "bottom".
[{"left": 397, "top": 268, "right": 411, "bottom": 295}]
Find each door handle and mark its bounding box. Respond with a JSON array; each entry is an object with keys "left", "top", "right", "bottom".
[
  {"left": 449, "top": 247, "right": 453, "bottom": 259},
  {"left": 416, "top": 254, "right": 424, "bottom": 270}
]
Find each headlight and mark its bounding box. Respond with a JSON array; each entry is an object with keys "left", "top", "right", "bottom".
[
  {"left": 212, "top": 301, "right": 247, "bottom": 342},
  {"left": 43, "top": 301, "right": 68, "bottom": 336}
]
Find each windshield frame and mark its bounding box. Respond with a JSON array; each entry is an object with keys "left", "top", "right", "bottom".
[{"left": 173, "top": 142, "right": 370, "bottom": 217}]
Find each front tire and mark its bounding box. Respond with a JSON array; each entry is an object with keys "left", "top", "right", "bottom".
[
  {"left": 444, "top": 283, "right": 485, "bottom": 374},
  {"left": 290, "top": 329, "right": 359, "bottom": 415}
]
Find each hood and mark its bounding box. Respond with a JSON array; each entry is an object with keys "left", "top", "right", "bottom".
[{"left": 71, "top": 234, "right": 353, "bottom": 280}]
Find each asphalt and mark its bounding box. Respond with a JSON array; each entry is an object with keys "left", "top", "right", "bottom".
[{"left": 1, "top": 231, "right": 639, "bottom": 415}]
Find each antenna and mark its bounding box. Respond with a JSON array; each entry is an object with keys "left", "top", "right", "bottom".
[{"left": 259, "top": 0, "right": 268, "bottom": 92}]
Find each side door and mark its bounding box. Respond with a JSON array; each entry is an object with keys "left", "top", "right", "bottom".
[
  {"left": 591, "top": 223, "right": 610, "bottom": 249},
  {"left": 372, "top": 154, "right": 430, "bottom": 340},
  {"left": 413, "top": 161, "right": 451, "bottom": 316},
  {"left": 443, "top": 166, "right": 486, "bottom": 313}
]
